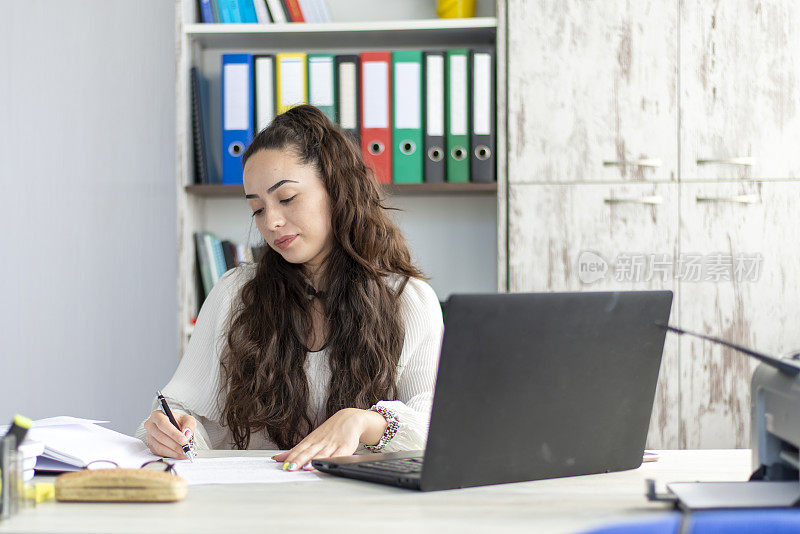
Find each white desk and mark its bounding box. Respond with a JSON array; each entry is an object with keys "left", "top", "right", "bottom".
[{"left": 0, "top": 450, "right": 751, "bottom": 534}]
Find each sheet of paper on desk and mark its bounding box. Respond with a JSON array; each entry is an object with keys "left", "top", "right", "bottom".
[{"left": 172, "top": 457, "right": 321, "bottom": 485}]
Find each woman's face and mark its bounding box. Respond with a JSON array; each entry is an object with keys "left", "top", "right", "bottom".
[{"left": 243, "top": 148, "right": 334, "bottom": 273}]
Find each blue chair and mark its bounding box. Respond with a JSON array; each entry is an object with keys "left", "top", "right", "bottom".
[
  {"left": 690, "top": 510, "right": 800, "bottom": 533},
  {"left": 581, "top": 510, "right": 800, "bottom": 534},
  {"left": 580, "top": 513, "right": 681, "bottom": 534}
]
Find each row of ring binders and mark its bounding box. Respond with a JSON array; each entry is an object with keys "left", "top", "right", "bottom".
[{"left": 192, "top": 49, "right": 496, "bottom": 186}]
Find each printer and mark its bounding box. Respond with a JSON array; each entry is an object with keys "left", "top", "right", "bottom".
[
  {"left": 750, "top": 354, "right": 800, "bottom": 484},
  {"left": 647, "top": 325, "right": 800, "bottom": 510}
]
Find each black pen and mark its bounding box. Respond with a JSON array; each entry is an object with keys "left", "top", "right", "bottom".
[{"left": 156, "top": 390, "right": 195, "bottom": 462}]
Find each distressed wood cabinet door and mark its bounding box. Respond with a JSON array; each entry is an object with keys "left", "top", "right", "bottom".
[
  {"left": 508, "top": 183, "right": 680, "bottom": 448},
  {"left": 507, "top": 0, "right": 678, "bottom": 183},
  {"left": 678, "top": 181, "right": 800, "bottom": 448},
  {"left": 681, "top": 1, "right": 800, "bottom": 180}
]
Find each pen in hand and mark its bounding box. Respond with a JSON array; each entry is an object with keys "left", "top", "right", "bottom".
[{"left": 156, "top": 390, "right": 196, "bottom": 462}]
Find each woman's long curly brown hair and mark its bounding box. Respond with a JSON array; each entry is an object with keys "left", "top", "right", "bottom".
[{"left": 220, "top": 105, "right": 425, "bottom": 450}]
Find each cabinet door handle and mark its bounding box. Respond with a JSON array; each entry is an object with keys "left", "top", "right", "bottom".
[
  {"left": 602, "top": 158, "right": 662, "bottom": 168},
  {"left": 696, "top": 156, "right": 755, "bottom": 166},
  {"left": 695, "top": 194, "right": 760, "bottom": 204},
  {"left": 604, "top": 195, "right": 663, "bottom": 205}
]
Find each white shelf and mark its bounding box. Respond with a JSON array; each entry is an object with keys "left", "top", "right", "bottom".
[{"left": 185, "top": 17, "right": 497, "bottom": 49}]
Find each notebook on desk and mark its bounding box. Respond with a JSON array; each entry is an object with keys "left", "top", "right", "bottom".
[{"left": 313, "top": 290, "right": 673, "bottom": 491}]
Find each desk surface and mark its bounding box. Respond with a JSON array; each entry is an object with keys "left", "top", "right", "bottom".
[{"left": 0, "top": 449, "right": 751, "bottom": 534}]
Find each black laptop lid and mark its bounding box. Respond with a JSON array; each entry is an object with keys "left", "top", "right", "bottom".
[{"left": 420, "top": 290, "right": 673, "bottom": 491}]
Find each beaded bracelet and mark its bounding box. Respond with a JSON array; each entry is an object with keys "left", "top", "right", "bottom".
[{"left": 364, "top": 405, "right": 399, "bottom": 452}]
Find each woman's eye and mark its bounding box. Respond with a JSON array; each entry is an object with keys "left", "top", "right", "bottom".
[
  {"left": 279, "top": 195, "right": 297, "bottom": 204},
  {"left": 251, "top": 208, "right": 264, "bottom": 217}
]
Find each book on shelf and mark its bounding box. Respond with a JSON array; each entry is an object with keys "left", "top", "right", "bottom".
[
  {"left": 198, "top": 0, "right": 216, "bottom": 23},
  {"left": 192, "top": 49, "right": 495, "bottom": 187},
  {"left": 190, "top": 67, "right": 218, "bottom": 184},
  {"left": 216, "top": 0, "right": 242, "bottom": 22},
  {"left": 196, "top": 0, "right": 330, "bottom": 24},
  {"left": 282, "top": 0, "right": 305, "bottom": 22},
  {"left": 284, "top": 0, "right": 331, "bottom": 22},
  {"left": 252, "top": 0, "right": 272, "bottom": 23},
  {"left": 265, "top": 0, "right": 288, "bottom": 23},
  {"left": 298, "top": 0, "right": 331, "bottom": 22},
  {"left": 194, "top": 231, "right": 267, "bottom": 308}
]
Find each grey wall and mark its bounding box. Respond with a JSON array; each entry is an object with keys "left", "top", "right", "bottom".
[{"left": 0, "top": 1, "right": 178, "bottom": 434}]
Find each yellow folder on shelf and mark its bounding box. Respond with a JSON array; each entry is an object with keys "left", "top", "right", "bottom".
[{"left": 276, "top": 53, "right": 307, "bottom": 114}]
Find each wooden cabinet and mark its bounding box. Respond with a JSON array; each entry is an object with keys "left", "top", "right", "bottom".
[
  {"left": 677, "top": 181, "right": 800, "bottom": 447},
  {"left": 680, "top": 1, "right": 800, "bottom": 181},
  {"left": 507, "top": 0, "right": 678, "bottom": 183},
  {"left": 508, "top": 183, "right": 680, "bottom": 447},
  {"left": 505, "top": 0, "right": 800, "bottom": 448},
  {"left": 508, "top": 183, "right": 678, "bottom": 292}
]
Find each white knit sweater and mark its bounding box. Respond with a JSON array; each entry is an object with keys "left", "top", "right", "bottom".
[{"left": 134, "top": 265, "right": 444, "bottom": 453}]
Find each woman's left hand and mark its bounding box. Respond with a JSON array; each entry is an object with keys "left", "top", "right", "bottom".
[{"left": 272, "top": 408, "right": 387, "bottom": 471}]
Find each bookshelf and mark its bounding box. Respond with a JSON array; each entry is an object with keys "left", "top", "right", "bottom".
[
  {"left": 176, "top": 0, "right": 507, "bottom": 353},
  {"left": 185, "top": 18, "right": 497, "bottom": 48}
]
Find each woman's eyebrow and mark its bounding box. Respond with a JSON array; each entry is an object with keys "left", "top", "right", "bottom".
[
  {"left": 244, "top": 179, "right": 299, "bottom": 199},
  {"left": 267, "top": 179, "right": 299, "bottom": 194}
]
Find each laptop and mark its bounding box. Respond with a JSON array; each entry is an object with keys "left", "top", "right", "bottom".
[{"left": 312, "top": 290, "right": 673, "bottom": 491}]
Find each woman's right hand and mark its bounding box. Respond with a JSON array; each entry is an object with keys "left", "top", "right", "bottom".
[{"left": 143, "top": 410, "right": 197, "bottom": 459}]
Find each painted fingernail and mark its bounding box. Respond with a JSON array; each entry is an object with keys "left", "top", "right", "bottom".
[
  {"left": 288, "top": 462, "right": 298, "bottom": 471},
  {"left": 282, "top": 462, "right": 290, "bottom": 470},
  {"left": 302, "top": 462, "right": 313, "bottom": 471}
]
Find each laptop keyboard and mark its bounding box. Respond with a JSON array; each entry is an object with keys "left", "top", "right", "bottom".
[{"left": 360, "top": 457, "right": 424, "bottom": 474}]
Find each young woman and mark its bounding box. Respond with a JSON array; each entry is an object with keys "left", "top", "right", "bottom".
[{"left": 136, "top": 105, "right": 443, "bottom": 471}]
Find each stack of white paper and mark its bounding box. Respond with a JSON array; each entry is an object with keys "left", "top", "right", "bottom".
[
  {"left": 1, "top": 416, "right": 158, "bottom": 472},
  {"left": 18, "top": 439, "right": 45, "bottom": 481}
]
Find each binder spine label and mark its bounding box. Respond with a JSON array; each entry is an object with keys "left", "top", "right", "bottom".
[
  {"left": 449, "top": 55, "right": 468, "bottom": 136},
  {"left": 362, "top": 62, "right": 389, "bottom": 129},
  {"left": 338, "top": 62, "right": 357, "bottom": 130},
  {"left": 223, "top": 64, "right": 250, "bottom": 131},
  {"left": 473, "top": 54, "right": 492, "bottom": 136}
]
